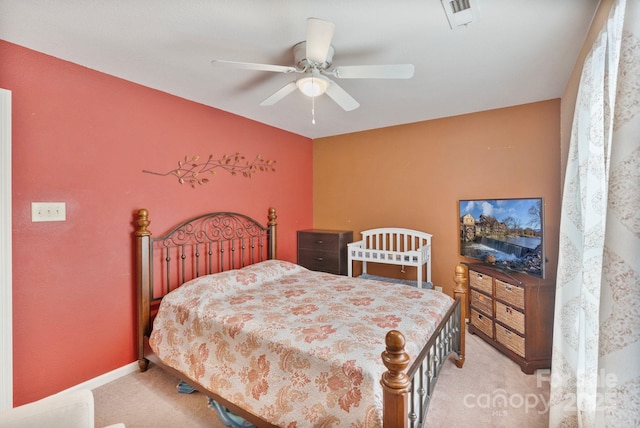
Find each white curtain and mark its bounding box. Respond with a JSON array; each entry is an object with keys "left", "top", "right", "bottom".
[{"left": 549, "top": 0, "right": 640, "bottom": 426}]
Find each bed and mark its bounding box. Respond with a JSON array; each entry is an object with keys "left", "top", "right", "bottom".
[
  {"left": 348, "top": 228, "right": 432, "bottom": 288},
  {"left": 135, "top": 208, "right": 467, "bottom": 427}
]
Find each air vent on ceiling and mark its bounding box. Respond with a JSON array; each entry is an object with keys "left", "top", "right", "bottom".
[{"left": 441, "top": 0, "right": 480, "bottom": 29}]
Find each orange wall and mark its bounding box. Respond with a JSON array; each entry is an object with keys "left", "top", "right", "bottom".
[
  {"left": 1, "top": 41, "right": 312, "bottom": 405},
  {"left": 313, "top": 100, "right": 561, "bottom": 294}
]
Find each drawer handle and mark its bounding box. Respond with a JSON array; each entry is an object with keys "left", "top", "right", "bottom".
[
  {"left": 505, "top": 306, "right": 513, "bottom": 314},
  {"left": 315, "top": 240, "right": 324, "bottom": 244},
  {"left": 477, "top": 314, "right": 484, "bottom": 320},
  {"left": 315, "top": 257, "right": 324, "bottom": 261},
  {"left": 505, "top": 284, "right": 512, "bottom": 291}
]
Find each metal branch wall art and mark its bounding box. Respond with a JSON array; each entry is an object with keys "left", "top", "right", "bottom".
[{"left": 143, "top": 153, "right": 276, "bottom": 188}]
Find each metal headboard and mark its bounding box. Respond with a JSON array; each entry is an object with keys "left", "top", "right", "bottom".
[{"left": 134, "top": 207, "right": 277, "bottom": 371}]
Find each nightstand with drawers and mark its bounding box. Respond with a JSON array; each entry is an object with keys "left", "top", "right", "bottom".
[
  {"left": 465, "top": 262, "right": 555, "bottom": 374},
  {"left": 297, "top": 229, "right": 353, "bottom": 275}
]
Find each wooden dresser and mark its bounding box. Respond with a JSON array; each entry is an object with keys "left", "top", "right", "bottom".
[
  {"left": 297, "top": 229, "right": 353, "bottom": 275},
  {"left": 464, "top": 262, "right": 555, "bottom": 374}
]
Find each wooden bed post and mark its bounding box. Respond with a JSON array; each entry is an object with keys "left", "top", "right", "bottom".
[
  {"left": 135, "top": 209, "right": 152, "bottom": 372},
  {"left": 267, "top": 207, "right": 277, "bottom": 259},
  {"left": 453, "top": 264, "right": 468, "bottom": 368},
  {"left": 381, "top": 330, "right": 411, "bottom": 428}
]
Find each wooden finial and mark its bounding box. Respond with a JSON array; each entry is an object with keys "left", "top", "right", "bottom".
[
  {"left": 135, "top": 209, "right": 151, "bottom": 237},
  {"left": 381, "top": 330, "right": 411, "bottom": 392},
  {"left": 453, "top": 264, "right": 467, "bottom": 295},
  {"left": 268, "top": 207, "right": 277, "bottom": 227}
]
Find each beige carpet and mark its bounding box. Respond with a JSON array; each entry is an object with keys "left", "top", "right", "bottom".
[
  {"left": 93, "top": 331, "right": 550, "bottom": 427},
  {"left": 424, "top": 332, "right": 550, "bottom": 428}
]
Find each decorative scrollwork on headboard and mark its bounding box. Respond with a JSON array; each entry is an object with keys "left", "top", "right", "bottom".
[{"left": 159, "top": 212, "right": 269, "bottom": 248}]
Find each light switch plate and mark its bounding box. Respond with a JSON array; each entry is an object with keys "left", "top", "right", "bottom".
[{"left": 32, "top": 202, "right": 66, "bottom": 222}]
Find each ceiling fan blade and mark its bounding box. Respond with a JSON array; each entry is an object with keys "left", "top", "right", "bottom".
[
  {"left": 325, "top": 80, "right": 359, "bottom": 111},
  {"left": 259, "top": 81, "right": 298, "bottom": 106},
  {"left": 333, "top": 64, "right": 415, "bottom": 79},
  {"left": 211, "top": 60, "right": 297, "bottom": 74},
  {"left": 306, "top": 18, "right": 335, "bottom": 65}
]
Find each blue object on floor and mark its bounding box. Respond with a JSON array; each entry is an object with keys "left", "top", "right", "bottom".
[
  {"left": 176, "top": 381, "right": 253, "bottom": 427},
  {"left": 176, "top": 380, "right": 197, "bottom": 394},
  {"left": 208, "top": 398, "right": 255, "bottom": 428}
]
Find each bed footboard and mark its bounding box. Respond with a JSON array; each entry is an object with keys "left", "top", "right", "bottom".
[{"left": 381, "top": 264, "right": 467, "bottom": 428}]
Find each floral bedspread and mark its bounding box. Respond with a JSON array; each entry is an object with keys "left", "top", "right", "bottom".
[{"left": 149, "top": 260, "right": 454, "bottom": 427}]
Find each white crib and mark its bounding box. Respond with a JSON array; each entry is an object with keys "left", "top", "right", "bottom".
[{"left": 347, "top": 227, "right": 432, "bottom": 288}]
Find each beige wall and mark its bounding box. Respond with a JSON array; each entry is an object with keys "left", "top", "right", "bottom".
[{"left": 313, "top": 99, "right": 561, "bottom": 294}]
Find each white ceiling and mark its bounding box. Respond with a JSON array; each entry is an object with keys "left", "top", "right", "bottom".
[{"left": 0, "top": 0, "right": 599, "bottom": 139}]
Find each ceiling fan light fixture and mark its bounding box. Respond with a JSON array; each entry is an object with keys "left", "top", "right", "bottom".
[{"left": 296, "top": 75, "right": 329, "bottom": 97}]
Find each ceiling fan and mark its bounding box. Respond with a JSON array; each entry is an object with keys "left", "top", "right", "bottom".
[{"left": 211, "top": 18, "right": 415, "bottom": 112}]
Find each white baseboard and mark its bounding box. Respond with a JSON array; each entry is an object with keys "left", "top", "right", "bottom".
[{"left": 55, "top": 362, "right": 140, "bottom": 396}]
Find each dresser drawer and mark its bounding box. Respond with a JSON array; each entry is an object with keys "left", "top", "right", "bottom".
[
  {"left": 297, "top": 232, "right": 340, "bottom": 251},
  {"left": 470, "top": 289, "right": 493, "bottom": 316},
  {"left": 470, "top": 309, "right": 493, "bottom": 338},
  {"left": 297, "top": 249, "right": 340, "bottom": 274},
  {"left": 495, "top": 301, "right": 525, "bottom": 334},
  {"left": 464, "top": 262, "right": 555, "bottom": 374},
  {"left": 297, "top": 230, "right": 353, "bottom": 275},
  {"left": 469, "top": 270, "right": 493, "bottom": 294},
  {"left": 495, "top": 279, "right": 525, "bottom": 309},
  {"left": 495, "top": 324, "right": 525, "bottom": 358}
]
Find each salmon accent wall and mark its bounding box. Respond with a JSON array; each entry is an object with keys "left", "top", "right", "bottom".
[
  {"left": 313, "top": 100, "right": 561, "bottom": 294},
  {"left": 1, "top": 41, "right": 312, "bottom": 405}
]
